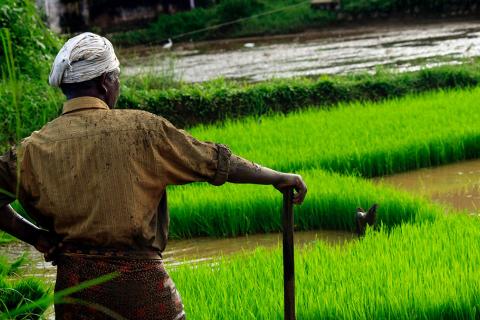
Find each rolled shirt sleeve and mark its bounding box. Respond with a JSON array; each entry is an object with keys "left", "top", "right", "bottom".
[
  {"left": 155, "top": 118, "right": 232, "bottom": 186},
  {"left": 0, "top": 148, "right": 17, "bottom": 207}
]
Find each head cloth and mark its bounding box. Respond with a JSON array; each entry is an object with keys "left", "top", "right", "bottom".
[{"left": 49, "top": 32, "right": 120, "bottom": 87}]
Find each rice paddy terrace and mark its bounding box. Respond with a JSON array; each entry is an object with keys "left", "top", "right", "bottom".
[
  {"left": 4, "top": 87, "right": 480, "bottom": 319},
  {"left": 166, "top": 87, "right": 480, "bottom": 319}
]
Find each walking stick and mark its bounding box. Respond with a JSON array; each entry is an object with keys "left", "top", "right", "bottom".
[{"left": 282, "top": 188, "right": 295, "bottom": 320}]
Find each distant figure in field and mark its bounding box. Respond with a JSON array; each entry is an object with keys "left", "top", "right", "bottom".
[{"left": 0, "top": 32, "right": 307, "bottom": 319}]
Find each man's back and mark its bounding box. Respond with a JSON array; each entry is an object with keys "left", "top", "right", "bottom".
[{"left": 17, "top": 97, "right": 224, "bottom": 251}]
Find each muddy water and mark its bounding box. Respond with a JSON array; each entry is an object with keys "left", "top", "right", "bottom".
[
  {"left": 376, "top": 159, "right": 480, "bottom": 213},
  {"left": 122, "top": 20, "right": 480, "bottom": 82},
  {"left": 2, "top": 230, "right": 354, "bottom": 285}
]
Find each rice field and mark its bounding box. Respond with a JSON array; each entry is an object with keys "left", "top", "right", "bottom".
[
  {"left": 168, "top": 169, "right": 440, "bottom": 238},
  {"left": 4, "top": 82, "right": 480, "bottom": 319},
  {"left": 189, "top": 88, "right": 480, "bottom": 177},
  {"left": 167, "top": 87, "right": 480, "bottom": 238},
  {"left": 171, "top": 214, "right": 480, "bottom": 319},
  {"left": 162, "top": 87, "right": 480, "bottom": 319}
]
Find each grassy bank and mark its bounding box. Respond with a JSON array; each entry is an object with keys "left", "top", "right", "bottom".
[
  {"left": 111, "top": 0, "right": 479, "bottom": 46},
  {"left": 171, "top": 214, "right": 480, "bottom": 319},
  {"left": 119, "top": 64, "right": 480, "bottom": 128},
  {"left": 112, "top": 0, "right": 334, "bottom": 46}
]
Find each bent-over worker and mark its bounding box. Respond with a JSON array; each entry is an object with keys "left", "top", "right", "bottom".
[{"left": 0, "top": 33, "right": 307, "bottom": 320}]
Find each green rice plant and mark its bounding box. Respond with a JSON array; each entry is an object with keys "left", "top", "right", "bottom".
[
  {"left": 0, "top": 255, "right": 50, "bottom": 319},
  {"left": 0, "top": 277, "right": 49, "bottom": 320},
  {"left": 168, "top": 169, "right": 440, "bottom": 238},
  {"left": 122, "top": 53, "right": 182, "bottom": 91},
  {"left": 170, "top": 214, "right": 480, "bottom": 319},
  {"left": 188, "top": 87, "right": 480, "bottom": 177},
  {"left": 2, "top": 272, "right": 120, "bottom": 320},
  {"left": 0, "top": 254, "right": 27, "bottom": 277},
  {"left": 0, "top": 232, "right": 14, "bottom": 245}
]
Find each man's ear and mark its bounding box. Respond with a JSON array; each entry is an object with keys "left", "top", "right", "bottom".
[{"left": 98, "top": 73, "right": 108, "bottom": 95}]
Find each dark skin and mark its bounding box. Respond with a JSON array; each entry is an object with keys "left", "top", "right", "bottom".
[{"left": 0, "top": 71, "right": 307, "bottom": 260}]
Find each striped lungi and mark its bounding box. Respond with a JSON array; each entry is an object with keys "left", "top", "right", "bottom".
[{"left": 54, "top": 252, "right": 185, "bottom": 320}]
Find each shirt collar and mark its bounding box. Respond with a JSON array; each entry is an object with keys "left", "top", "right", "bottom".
[{"left": 62, "top": 96, "right": 110, "bottom": 115}]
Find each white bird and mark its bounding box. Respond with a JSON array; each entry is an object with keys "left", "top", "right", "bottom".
[
  {"left": 244, "top": 42, "right": 255, "bottom": 48},
  {"left": 163, "top": 38, "right": 173, "bottom": 50}
]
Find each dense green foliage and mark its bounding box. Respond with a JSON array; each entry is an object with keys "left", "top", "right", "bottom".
[
  {"left": 341, "top": 0, "right": 478, "bottom": 14},
  {"left": 0, "top": 80, "right": 62, "bottom": 149},
  {"left": 112, "top": 0, "right": 334, "bottom": 45},
  {"left": 0, "top": 0, "right": 59, "bottom": 78},
  {"left": 119, "top": 65, "right": 480, "bottom": 128},
  {"left": 112, "top": 0, "right": 478, "bottom": 46},
  {"left": 0, "top": 256, "right": 49, "bottom": 319},
  {"left": 171, "top": 215, "right": 480, "bottom": 319},
  {"left": 0, "top": 0, "right": 62, "bottom": 150}
]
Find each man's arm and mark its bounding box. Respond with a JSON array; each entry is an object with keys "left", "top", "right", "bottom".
[
  {"left": 227, "top": 155, "right": 307, "bottom": 205},
  {"left": 0, "top": 205, "right": 56, "bottom": 254}
]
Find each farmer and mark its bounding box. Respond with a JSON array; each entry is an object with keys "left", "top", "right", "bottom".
[{"left": 0, "top": 32, "right": 307, "bottom": 320}]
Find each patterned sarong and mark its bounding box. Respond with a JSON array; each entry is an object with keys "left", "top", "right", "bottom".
[{"left": 54, "top": 253, "right": 185, "bottom": 320}]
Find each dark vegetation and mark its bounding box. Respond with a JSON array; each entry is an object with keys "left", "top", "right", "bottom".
[
  {"left": 111, "top": 0, "right": 479, "bottom": 46},
  {"left": 119, "top": 64, "right": 480, "bottom": 128}
]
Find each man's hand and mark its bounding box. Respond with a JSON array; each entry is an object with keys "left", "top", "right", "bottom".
[
  {"left": 35, "top": 229, "right": 62, "bottom": 263},
  {"left": 273, "top": 173, "right": 307, "bottom": 205},
  {"left": 227, "top": 155, "right": 308, "bottom": 205}
]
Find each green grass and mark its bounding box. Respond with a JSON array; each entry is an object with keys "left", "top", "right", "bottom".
[
  {"left": 188, "top": 87, "right": 480, "bottom": 177},
  {"left": 171, "top": 214, "right": 480, "bottom": 319},
  {"left": 168, "top": 169, "right": 439, "bottom": 238},
  {"left": 111, "top": 0, "right": 477, "bottom": 46},
  {"left": 0, "top": 256, "right": 50, "bottom": 319},
  {"left": 165, "top": 87, "right": 480, "bottom": 238}
]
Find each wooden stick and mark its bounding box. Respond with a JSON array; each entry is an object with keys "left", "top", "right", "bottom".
[{"left": 282, "top": 188, "right": 295, "bottom": 320}]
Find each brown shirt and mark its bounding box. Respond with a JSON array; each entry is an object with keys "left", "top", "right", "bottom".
[{"left": 0, "top": 97, "right": 231, "bottom": 252}]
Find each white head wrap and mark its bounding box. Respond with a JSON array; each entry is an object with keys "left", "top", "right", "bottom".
[{"left": 49, "top": 32, "right": 120, "bottom": 87}]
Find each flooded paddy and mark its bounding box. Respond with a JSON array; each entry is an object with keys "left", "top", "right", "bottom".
[
  {"left": 122, "top": 20, "right": 480, "bottom": 82},
  {"left": 4, "top": 158, "right": 480, "bottom": 281},
  {"left": 2, "top": 230, "right": 354, "bottom": 283},
  {"left": 377, "top": 159, "right": 480, "bottom": 213},
  {"left": 3, "top": 158, "right": 480, "bottom": 319}
]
